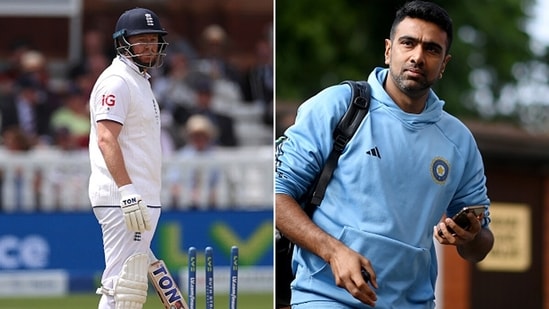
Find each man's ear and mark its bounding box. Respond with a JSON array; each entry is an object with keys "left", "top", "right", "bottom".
[
  {"left": 384, "top": 39, "right": 392, "bottom": 65},
  {"left": 439, "top": 54, "right": 452, "bottom": 79}
]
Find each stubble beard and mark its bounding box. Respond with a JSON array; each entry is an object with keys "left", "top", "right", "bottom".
[
  {"left": 391, "top": 68, "right": 433, "bottom": 99},
  {"left": 135, "top": 54, "right": 158, "bottom": 69}
]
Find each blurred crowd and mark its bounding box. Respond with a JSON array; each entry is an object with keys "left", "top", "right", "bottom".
[
  {"left": 0, "top": 22, "right": 273, "bottom": 155},
  {"left": 0, "top": 22, "right": 274, "bottom": 212}
]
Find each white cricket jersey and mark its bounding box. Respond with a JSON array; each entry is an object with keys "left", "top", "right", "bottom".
[{"left": 88, "top": 56, "right": 162, "bottom": 206}]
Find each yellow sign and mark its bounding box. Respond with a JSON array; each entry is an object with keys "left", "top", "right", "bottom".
[{"left": 477, "top": 202, "right": 531, "bottom": 272}]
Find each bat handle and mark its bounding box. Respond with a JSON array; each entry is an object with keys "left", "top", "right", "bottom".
[{"left": 148, "top": 249, "right": 159, "bottom": 263}]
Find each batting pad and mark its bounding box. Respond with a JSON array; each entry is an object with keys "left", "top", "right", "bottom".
[{"left": 114, "top": 253, "right": 149, "bottom": 309}]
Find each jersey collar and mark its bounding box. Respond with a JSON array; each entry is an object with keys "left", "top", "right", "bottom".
[{"left": 117, "top": 55, "right": 151, "bottom": 79}]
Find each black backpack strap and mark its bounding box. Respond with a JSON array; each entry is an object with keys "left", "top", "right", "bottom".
[{"left": 305, "top": 80, "right": 371, "bottom": 215}]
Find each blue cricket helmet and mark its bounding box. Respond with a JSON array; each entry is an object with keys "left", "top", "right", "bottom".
[
  {"left": 113, "top": 7, "right": 167, "bottom": 40},
  {"left": 112, "top": 7, "right": 169, "bottom": 69}
]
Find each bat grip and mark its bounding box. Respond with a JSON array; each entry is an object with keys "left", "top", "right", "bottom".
[{"left": 148, "top": 249, "right": 159, "bottom": 263}]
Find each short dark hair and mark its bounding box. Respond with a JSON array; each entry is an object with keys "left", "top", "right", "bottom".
[{"left": 390, "top": 1, "right": 453, "bottom": 53}]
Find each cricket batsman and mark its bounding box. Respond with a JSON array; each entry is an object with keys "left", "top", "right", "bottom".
[{"left": 88, "top": 7, "right": 183, "bottom": 309}]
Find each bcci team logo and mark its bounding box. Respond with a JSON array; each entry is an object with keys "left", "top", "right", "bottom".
[{"left": 431, "top": 157, "right": 449, "bottom": 184}]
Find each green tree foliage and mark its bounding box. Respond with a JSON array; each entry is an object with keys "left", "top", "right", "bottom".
[{"left": 276, "top": 0, "right": 537, "bottom": 118}]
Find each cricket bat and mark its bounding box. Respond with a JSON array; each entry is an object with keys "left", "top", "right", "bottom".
[{"left": 148, "top": 250, "right": 189, "bottom": 309}]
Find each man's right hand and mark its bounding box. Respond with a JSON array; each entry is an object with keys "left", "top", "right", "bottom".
[
  {"left": 329, "top": 245, "right": 378, "bottom": 307},
  {"left": 119, "top": 185, "right": 151, "bottom": 232}
]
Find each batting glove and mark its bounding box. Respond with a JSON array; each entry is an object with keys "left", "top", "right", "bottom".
[{"left": 119, "top": 184, "right": 151, "bottom": 232}]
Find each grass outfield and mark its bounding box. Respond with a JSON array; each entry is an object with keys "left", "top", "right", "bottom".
[{"left": 0, "top": 292, "right": 274, "bottom": 309}]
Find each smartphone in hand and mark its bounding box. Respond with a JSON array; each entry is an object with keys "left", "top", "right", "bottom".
[
  {"left": 361, "top": 268, "right": 371, "bottom": 283},
  {"left": 438, "top": 205, "right": 487, "bottom": 237}
]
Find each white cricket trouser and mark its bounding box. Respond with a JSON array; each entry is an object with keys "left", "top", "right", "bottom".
[{"left": 93, "top": 206, "right": 161, "bottom": 309}]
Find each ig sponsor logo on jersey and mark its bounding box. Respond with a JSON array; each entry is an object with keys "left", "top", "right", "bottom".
[
  {"left": 431, "top": 157, "right": 449, "bottom": 184},
  {"left": 101, "top": 94, "right": 116, "bottom": 106}
]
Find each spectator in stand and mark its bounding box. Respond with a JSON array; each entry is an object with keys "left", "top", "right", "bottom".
[
  {"left": 50, "top": 85, "right": 90, "bottom": 149},
  {"left": 0, "top": 75, "right": 56, "bottom": 147},
  {"left": 0, "top": 50, "right": 56, "bottom": 209},
  {"left": 168, "top": 114, "right": 222, "bottom": 210},
  {"left": 72, "top": 53, "right": 109, "bottom": 100},
  {"left": 152, "top": 50, "right": 196, "bottom": 149},
  {"left": 69, "top": 28, "right": 114, "bottom": 82},
  {"left": 0, "top": 126, "right": 38, "bottom": 211},
  {"left": 1, "top": 126, "right": 32, "bottom": 152},
  {"left": 51, "top": 127, "right": 76, "bottom": 151},
  {"left": 182, "top": 114, "right": 219, "bottom": 153},
  {"left": 19, "top": 50, "right": 63, "bottom": 111},
  {"left": 0, "top": 40, "right": 32, "bottom": 100},
  {"left": 68, "top": 29, "right": 111, "bottom": 99},
  {"left": 153, "top": 50, "right": 196, "bottom": 112},
  {"left": 241, "top": 38, "right": 273, "bottom": 125},
  {"left": 195, "top": 24, "right": 241, "bottom": 84},
  {"left": 173, "top": 73, "right": 238, "bottom": 147},
  {"left": 158, "top": 18, "right": 197, "bottom": 65},
  {"left": 193, "top": 24, "right": 243, "bottom": 105}
]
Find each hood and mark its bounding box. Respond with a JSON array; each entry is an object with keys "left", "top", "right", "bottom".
[{"left": 367, "top": 67, "right": 444, "bottom": 129}]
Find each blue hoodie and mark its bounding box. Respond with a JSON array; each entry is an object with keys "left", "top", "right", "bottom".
[{"left": 275, "top": 67, "right": 490, "bottom": 308}]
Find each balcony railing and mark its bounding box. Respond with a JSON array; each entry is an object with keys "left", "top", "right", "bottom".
[{"left": 0, "top": 146, "right": 273, "bottom": 212}]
